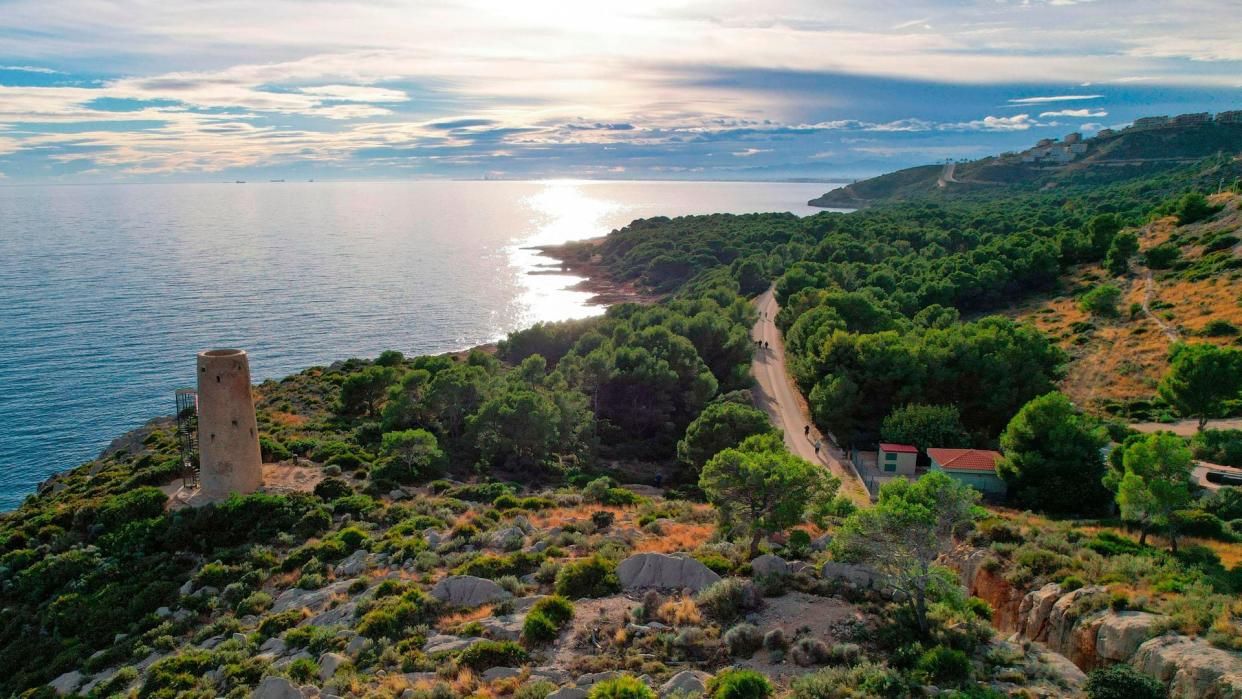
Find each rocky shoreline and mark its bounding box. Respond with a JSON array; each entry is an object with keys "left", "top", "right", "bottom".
[{"left": 527, "top": 240, "right": 657, "bottom": 306}]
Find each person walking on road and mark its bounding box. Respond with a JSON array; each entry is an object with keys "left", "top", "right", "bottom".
[
  {"left": 813, "top": 440, "right": 822, "bottom": 456},
  {"left": 804, "top": 425, "right": 810, "bottom": 437}
]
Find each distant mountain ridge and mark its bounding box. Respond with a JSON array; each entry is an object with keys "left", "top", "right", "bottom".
[{"left": 810, "top": 111, "right": 1242, "bottom": 208}]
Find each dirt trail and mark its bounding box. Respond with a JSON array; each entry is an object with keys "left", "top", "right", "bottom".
[
  {"left": 750, "top": 289, "right": 869, "bottom": 504},
  {"left": 1139, "top": 267, "right": 1181, "bottom": 341}
]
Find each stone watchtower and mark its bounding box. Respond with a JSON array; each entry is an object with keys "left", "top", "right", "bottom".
[{"left": 196, "top": 349, "right": 264, "bottom": 497}]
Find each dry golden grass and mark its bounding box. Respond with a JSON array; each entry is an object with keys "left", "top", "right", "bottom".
[
  {"left": 529, "top": 504, "right": 636, "bottom": 529},
  {"left": 437, "top": 604, "right": 495, "bottom": 631},
  {"left": 1006, "top": 197, "right": 1242, "bottom": 411},
  {"left": 657, "top": 597, "right": 703, "bottom": 627},
  {"left": 269, "top": 411, "right": 309, "bottom": 427},
  {"left": 633, "top": 522, "right": 717, "bottom": 553}
]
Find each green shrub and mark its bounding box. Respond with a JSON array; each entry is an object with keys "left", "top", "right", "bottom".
[
  {"left": 583, "top": 477, "right": 643, "bottom": 506},
  {"left": 287, "top": 657, "right": 320, "bottom": 682},
  {"left": 454, "top": 551, "right": 545, "bottom": 579},
  {"left": 522, "top": 596, "right": 574, "bottom": 644},
  {"left": 458, "top": 640, "right": 529, "bottom": 670},
  {"left": 708, "top": 669, "right": 772, "bottom": 699},
  {"left": 723, "top": 623, "right": 762, "bottom": 657},
  {"left": 1079, "top": 284, "right": 1122, "bottom": 317},
  {"left": 1191, "top": 429, "right": 1242, "bottom": 468},
  {"left": 1175, "top": 192, "right": 1221, "bottom": 226},
  {"left": 515, "top": 681, "right": 558, "bottom": 699},
  {"left": 1143, "top": 244, "right": 1180, "bottom": 270},
  {"left": 1171, "top": 509, "right": 1233, "bottom": 541},
  {"left": 588, "top": 675, "right": 656, "bottom": 699},
  {"left": 357, "top": 589, "right": 438, "bottom": 640},
  {"left": 1084, "top": 664, "right": 1167, "bottom": 699},
  {"left": 917, "top": 646, "right": 971, "bottom": 686},
  {"left": 257, "top": 610, "right": 305, "bottom": 639},
  {"left": 236, "top": 590, "right": 273, "bottom": 616},
  {"left": 260, "top": 436, "right": 293, "bottom": 462},
  {"left": 696, "top": 578, "right": 763, "bottom": 621},
  {"left": 314, "top": 477, "right": 352, "bottom": 500},
  {"left": 554, "top": 556, "right": 619, "bottom": 598}
]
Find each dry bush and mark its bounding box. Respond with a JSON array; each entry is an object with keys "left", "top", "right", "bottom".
[{"left": 657, "top": 597, "right": 702, "bottom": 627}]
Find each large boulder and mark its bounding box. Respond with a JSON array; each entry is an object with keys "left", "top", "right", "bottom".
[
  {"left": 423, "top": 634, "right": 486, "bottom": 653},
  {"left": 479, "top": 615, "right": 525, "bottom": 641},
  {"left": 253, "top": 676, "right": 306, "bottom": 699},
  {"left": 482, "top": 667, "right": 523, "bottom": 682},
  {"left": 1016, "top": 583, "right": 1062, "bottom": 642},
  {"left": 318, "top": 652, "right": 350, "bottom": 680},
  {"left": 334, "top": 550, "right": 370, "bottom": 577},
  {"left": 750, "top": 554, "right": 788, "bottom": 578},
  {"left": 660, "top": 670, "right": 710, "bottom": 697},
  {"left": 1132, "top": 634, "right": 1242, "bottom": 699},
  {"left": 617, "top": 553, "right": 721, "bottom": 592},
  {"left": 272, "top": 579, "right": 355, "bottom": 614},
  {"left": 431, "top": 575, "right": 512, "bottom": 607},
  {"left": 547, "top": 689, "right": 588, "bottom": 699},
  {"left": 1096, "top": 611, "right": 1166, "bottom": 663},
  {"left": 1044, "top": 586, "right": 1108, "bottom": 655},
  {"left": 49, "top": 671, "right": 84, "bottom": 696},
  {"left": 820, "top": 561, "right": 878, "bottom": 588}
]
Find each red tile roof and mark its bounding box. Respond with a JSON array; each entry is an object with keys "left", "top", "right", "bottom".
[
  {"left": 878, "top": 443, "right": 918, "bottom": 454},
  {"left": 927, "top": 448, "right": 1003, "bottom": 472}
]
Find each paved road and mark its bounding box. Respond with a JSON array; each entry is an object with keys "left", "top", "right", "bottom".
[{"left": 750, "top": 288, "right": 870, "bottom": 504}]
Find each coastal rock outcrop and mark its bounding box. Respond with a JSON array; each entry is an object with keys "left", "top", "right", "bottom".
[
  {"left": 617, "top": 553, "right": 721, "bottom": 592},
  {"left": 1131, "top": 635, "right": 1242, "bottom": 699},
  {"left": 951, "top": 546, "right": 1242, "bottom": 698}
]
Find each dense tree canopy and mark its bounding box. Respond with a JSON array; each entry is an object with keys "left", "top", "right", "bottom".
[
  {"left": 699, "top": 433, "right": 839, "bottom": 556},
  {"left": 1111, "top": 431, "right": 1195, "bottom": 550},
  {"left": 1158, "top": 343, "right": 1242, "bottom": 430},
  {"left": 997, "top": 392, "right": 1110, "bottom": 514},
  {"left": 677, "top": 400, "right": 776, "bottom": 469},
  {"left": 831, "top": 471, "right": 978, "bottom": 637}
]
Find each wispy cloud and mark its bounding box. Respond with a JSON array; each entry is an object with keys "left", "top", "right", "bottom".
[
  {"left": 0, "top": 0, "right": 1238, "bottom": 180},
  {"left": 0, "top": 65, "right": 62, "bottom": 74},
  {"left": 1040, "top": 108, "right": 1108, "bottom": 117},
  {"left": 1008, "top": 95, "right": 1103, "bottom": 104}
]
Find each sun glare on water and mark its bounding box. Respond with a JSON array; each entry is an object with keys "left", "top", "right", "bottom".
[{"left": 509, "top": 180, "right": 625, "bottom": 327}]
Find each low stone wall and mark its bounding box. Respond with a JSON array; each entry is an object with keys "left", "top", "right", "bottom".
[{"left": 951, "top": 547, "right": 1242, "bottom": 699}]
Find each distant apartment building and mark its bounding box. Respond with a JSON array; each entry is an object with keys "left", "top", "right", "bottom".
[
  {"left": 1064, "top": 132, "right": 1082, "bottom": 144},
  {"left": 1131, "top": 115, "right": 1170, "bottom": 130},
  {"left": 1097, "top": 128, "right": 1117, "bottom": 138},
  {"left": 1173, "top": 112, "right": 1211, "bottom": 126},
  {"left": 1217, "top": 111, "right": 1242, "bottom": 124}
]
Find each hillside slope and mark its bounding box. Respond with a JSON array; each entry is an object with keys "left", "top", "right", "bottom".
[
  {"left": 810, "top": 120, "right": 1242, "bottom": 208},
  {"left": 1010, "top": 192, "right": 1242, "bottom": 418}
]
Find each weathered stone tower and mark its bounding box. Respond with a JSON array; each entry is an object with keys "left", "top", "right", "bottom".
[{"left": 196, "top": 348, "right": 264, "bottom": 497}]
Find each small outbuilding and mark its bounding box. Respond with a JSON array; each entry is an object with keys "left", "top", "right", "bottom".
[
  {"left": 877, "top": 443, "right": 918, "bottom": 476},
  {"left": 927, "top": 447, "right": 1007, "bottom": 496}
]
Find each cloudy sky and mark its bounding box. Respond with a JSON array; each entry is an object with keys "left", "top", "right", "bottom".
[{"left": 1, "top": 0, "right": 1240, "bottom": 182}]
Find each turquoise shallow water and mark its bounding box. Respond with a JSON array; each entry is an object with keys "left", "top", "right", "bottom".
[{"left": 0, "top": 179, "right": 834, "bottom": 510}]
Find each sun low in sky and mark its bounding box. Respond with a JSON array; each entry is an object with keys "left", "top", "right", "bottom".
[{"left": 1, "top": 0, "right": 1240, "bottom": 182}]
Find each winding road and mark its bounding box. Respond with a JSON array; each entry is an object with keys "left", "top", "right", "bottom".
[{"left": 750, "top": 288, "right": 870, "bottom": 504}]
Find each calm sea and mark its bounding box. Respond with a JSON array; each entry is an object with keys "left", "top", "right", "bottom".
[{"left": 0, "top": 179, "right": 837, "bottom": 510}]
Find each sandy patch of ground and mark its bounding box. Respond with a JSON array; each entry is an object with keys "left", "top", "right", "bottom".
[{"left": 262, "top": 462, "right": 324, "bottom": 494}]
